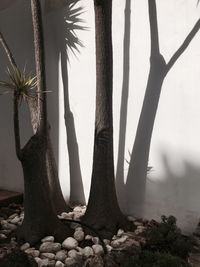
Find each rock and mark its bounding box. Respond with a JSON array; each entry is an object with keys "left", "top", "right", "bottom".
[
  {"left": 85, "top": 235, "right": 93, "bottom": 240},
  {"left": 84, "top": 255, "right": 104, "bottom": 267},
  {"left": 20, "top": 242, "right": 30, "bottom": 251},
  {"left": 111, "top": 236, "right": 128, "bottom": 248},
  {"left": 47, "top": 260, "right": 55, "bottom": 266},
  {"left": 0, "top": 229, "right": 11, "bottom": 235},
  {"left": 73, "top": 206, "right": 83, "bottom": 213},
  {"left": 40, "top": 252, "right": 55, "bottom": 260},
  {"left": 92, "top": 237, "right": 100, "bottom": 244},
  {"left": 61, "top": 212, "right": 73, "bottom": 219},
  {"left": 127, "top": 216, "right": 136, "bottom": 222},
  {"left": 75, "top": 227, "right": 83, "bottom": 232},
  {"left": 39, "top": 242, "right": 61, "bottom": 253},
  {"left": 34, "top": 257, "right": 42, "bottom": 264},
  {"left": 55, "top": 250, "right": 67, "bottom": 261},
  {"left": 74, "top": 230, "right": 84, "bottom": 242},
  {"left": 0, "top": 233, "right": 7, "bottom": 239},
  {"left": 25, "top": 248, "right": 40, "bottom": 257},
  {"left": 92, "top": 245, "right": 104, "bottom": 256},
  {"left": 2, "top": 222, "right": 17, "bottom": 231},
  {"left": 62, "top": 237, "right": 78, "bottom": 250},
  {"left": 106, "top": 245, "right": 113, "bottom": 253},
  {"left": 103, "top": 239, "right": 111, "bottom": 245},
  {"left": 70, "top": 222, "right": 80, "bottom": 230},
  {"left": 8, "top": 213, "right": 18, "bottom": 220},
  {"left": 65, "top": 257, "right": 77, "bottom": 266},
  {"left": 68, "top": 249, "right": 82, "bottom": 260},
  {"left": 134, "top": 221, "right": 143, "bottom": 227},
  {"left": 55, "top": 260, "right": 65, "bottom": 267},
  {"left": 38, "top": 258, "right": 49, "bottom": 267},
  {"left": 82, "top": 246, "right": 94, "bottom": 258},
  {"left": 117, "top": 229, "right": 124, "bottom": 237},
  {"left": 41, "top": 236, "right": 55, "bottom": 243},
  {"left": 10, "top": 216, "right": 20, "bottom": 224},
  {"left": 113, "top": 237, "right": 141, "bottom": 255}
]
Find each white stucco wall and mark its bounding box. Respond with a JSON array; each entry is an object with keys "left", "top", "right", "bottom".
[{"left": 0, "top": 0, "right": 200, "bottom": 233}]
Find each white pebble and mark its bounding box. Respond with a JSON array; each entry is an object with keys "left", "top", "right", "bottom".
[
  {"left": 55, "top": 250, "right": 67, "bottom": 261},
  {"left": 25, "top": 248, "right": 40, "bottom": 257},
  {"left": 39, "top": 242, "right": 61, "bottom": 253},
  {"left": 85, "top": 235, "right": 92, "bottom": 240},
  {"left": 62, "top": 237, "right": 78, "bottom": 250},
  {"left": 73, "top": 230, "right": 84, "bottom": 242},
  {"left": 40, "top": 252, "right": 55, "bottom": 260},
  {"left": 75, "top": 227, "right": 83, "bottom": 232},
  {"left": 61, "top": 212, "right": 72, "bottom": 219},
  {"left": 38, "top": 258, "right": 49, "bottom": 267},
  {"left": 68, "top": 249, "right": 82, "bottom": 260},
  {"left": 92, "top": 237, "right": 100, "bottom": 244},
  {"left": 92, "top": 244, "right": 104, "bottom": 255},
  {"left": 65, "top": 257, "right": 77, "bottom": 266},
  {"left": 73, "top": 206, "right": 83, "bottom": 213},
  {"left": 117, "top": 229, "right": 125, "bottom": 237},
  {"left": 10, "top": 216, "right": 20, "bottom": 224},
  {"left": 41, "top": 236, "right": 55, "bottom": 243},
  {"left": 55, "top": 261, "right": 65, "bottom": 267},
  {"left": 20, "top": 242, "right": 30, "bottom": 251},
  {"left": 82, "top": 246, "right": 94, "bottom": 258},
  {"left": 0, "top": 233, "right": 7, "bottom": 239}
]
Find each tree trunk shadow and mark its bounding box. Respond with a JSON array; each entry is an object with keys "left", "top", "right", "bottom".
[{"left": 116, "top": 0, "right": 131, "bottom": 211}]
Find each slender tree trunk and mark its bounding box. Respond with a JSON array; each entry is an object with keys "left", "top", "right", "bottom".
[
  {"left": 83, "top": 0, "right": 129, "bottom": 238},
  {"left": 16, "top": 0, "right": 72, "bottom": 244}
]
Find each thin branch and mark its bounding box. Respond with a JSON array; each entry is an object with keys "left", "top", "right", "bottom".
[
  {"left": 166, "top": 18, "right": 200, "bottom": 73},
  {"left": 0, "top": 31, "right": 17, "bottom": 69},
  {"left": 0, "top": 31, "right": 22, "bottom": 159},
  {"left": 148, "top": 0, "right": 160, "bottom": 57},
  {"left": 14, "top": 92, "right": 22, "bottom": 160}
]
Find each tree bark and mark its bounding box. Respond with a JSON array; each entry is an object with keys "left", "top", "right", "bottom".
[
  {"left": 16, "top": 0, "right": 72, "bottom": 243},
  {"left": 83, "top": 0, "right": 129, "bottom": 238}
]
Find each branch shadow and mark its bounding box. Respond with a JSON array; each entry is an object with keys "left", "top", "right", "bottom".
[{"left": 45, "top": 0, "right": 86, "bottom": 205}]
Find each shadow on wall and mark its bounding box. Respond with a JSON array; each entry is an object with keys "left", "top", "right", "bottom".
[
  {"left": 116, "top": 0, "right": 131, "bottom": 212},
  {"left": 116, "top": 0, "right": 200, "bottom": 220},
  {"left": 44, "top": 0, "right": 85, "bottom": 205},
  {"left": 143, "top": 153, "right": 200, "bottom": 233}
]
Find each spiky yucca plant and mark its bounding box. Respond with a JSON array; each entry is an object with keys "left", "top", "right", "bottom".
[{"left": 0, "top": 66, "right": 37, "bottom": 103}]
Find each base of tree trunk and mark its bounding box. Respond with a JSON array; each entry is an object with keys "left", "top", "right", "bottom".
[
  {"left": 82, "top": 207, "right": 132, "bottom": 239},
  {"left": 17, "top": 133, "right": 72, "bottom": 245},
  {"left": 16, "top": 218, "right": 72, "bottom": 245}
]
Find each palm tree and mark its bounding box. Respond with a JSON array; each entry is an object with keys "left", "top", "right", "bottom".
[
  {"left": 83, "top": 0, "right": 129, "bottom": 238},
  {"left": 126, "top": 0, "right": 200, "bottom": 215}
]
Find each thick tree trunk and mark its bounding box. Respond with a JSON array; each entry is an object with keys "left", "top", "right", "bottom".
[
  {"left": 17, "top": 133, "right": 71, "bottom": 244},
  {"left": 83, "top": 0, "right": 128, "bottom": 238},
  {"left": 28, "top": 98, "right": 70, "bottom": 214}
]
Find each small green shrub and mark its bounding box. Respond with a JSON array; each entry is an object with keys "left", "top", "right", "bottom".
[
  {"left": 122, "top": 250, "right": 191, "bottom": 267},
  {"left": 144, "top": 215, "right": 195, "bottom": 259}
]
